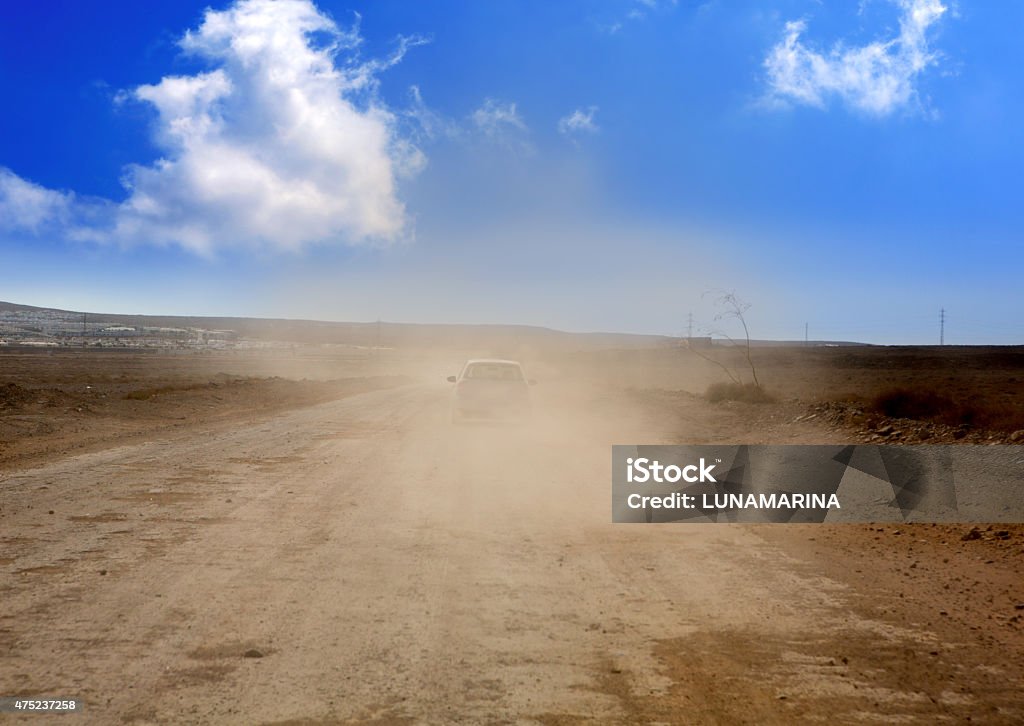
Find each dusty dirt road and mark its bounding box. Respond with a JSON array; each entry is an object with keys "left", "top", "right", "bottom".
[{"left": 1, "top": 382, "right": 1022, "bottom": 724}]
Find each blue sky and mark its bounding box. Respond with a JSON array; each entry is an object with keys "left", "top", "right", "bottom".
[{"left": 1, "top": 0, "right": 1022, "bottom": 343}]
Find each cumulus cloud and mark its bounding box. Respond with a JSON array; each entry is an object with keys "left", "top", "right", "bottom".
[
  {"left": 558, "top": 107, "right": 599, "bottom": 136},
  {"left": 0, "top": 169, "right": 73, "bottom": 233},
  {"left": 6, "top": 0, "right": 425, "bottom": 255},
  {"left": 763, "top": 0, "right": 948, "bottom": 116}
]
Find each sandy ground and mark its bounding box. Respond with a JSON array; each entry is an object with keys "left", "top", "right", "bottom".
[
  {"left": 1, "top": 349, "right": 1022, "bottom": 724},
  {"left": 0, "top": 350, "right": 409, "bottom": 469}
]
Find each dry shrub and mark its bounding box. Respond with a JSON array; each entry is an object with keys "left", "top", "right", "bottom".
[
  {"left": 706, "top": 382, "right": 775, "bottom": 404},
  {"left": 122, "top": 383, "right": 208, "bottom": 401},
  {"left": 871, "top": 388, "right": 959, "bottom": 422},
  {"left": 1, "top": 382, "right": 35, "bottom": 408},
  {"left": 870, "top": 387, "right": 1024, "bottom": 432}
]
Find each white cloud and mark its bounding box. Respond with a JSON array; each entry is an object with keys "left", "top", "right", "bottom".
[
  {"left": 471, "top": 98, "right": 527, "bottom": 138},
  {"left": 597, "top": 0, "right": 679, "bottom": 35},
  {"left": 0, "top": 168, "right": 73, "bottom": 233},
  {"left": 7, "top": 0, "right": 425, "bottom": 255},
  {"left": 467, "top": 98, "right": 534, "bottom": 155},
  {"left": 408, "top": 90, "right": 532, "bottom": 147},
  {"left": 558, "top": 107, "right": 599, "bottom": 136},
  {"left": 763, "top": 0, "right": 948, "bottom": 116},
  {"left": 404, "top": 85, "right": 461, "bottom": 142}
]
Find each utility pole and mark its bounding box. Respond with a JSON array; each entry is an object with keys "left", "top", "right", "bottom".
[
  {"left": 804, "top": 322, "right": 808, "bottom": 346},
  {"left": 687, "top": 312, "right": 693, "bottom": 340},
  {"left": 940, "top": 308, "right": 945, "bottom": 346}
]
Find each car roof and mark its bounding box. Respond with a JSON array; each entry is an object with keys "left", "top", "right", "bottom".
[{"left": 463, "top": 358, "right": 523, "bottom": 366}]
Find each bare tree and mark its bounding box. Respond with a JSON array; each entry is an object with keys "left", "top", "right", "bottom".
[{"left": 684, "top": 290, "right": 763, "bottom": 390}]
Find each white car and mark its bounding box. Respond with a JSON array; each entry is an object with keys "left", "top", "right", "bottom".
[{"left": 447, "top": 359, "right": 535, "bottom": 422}]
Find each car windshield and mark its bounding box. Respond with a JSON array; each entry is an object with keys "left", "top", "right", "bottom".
[{"left": 464, "top": 363, "right": 523, "bottom": 381}]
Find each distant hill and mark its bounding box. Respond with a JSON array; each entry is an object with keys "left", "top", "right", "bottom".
[
  {"left": 0, "top": 300, "right": 866, "bottom": 349},
  {"left": 0, "top": 300, "right": 677, "bottom": 349}
]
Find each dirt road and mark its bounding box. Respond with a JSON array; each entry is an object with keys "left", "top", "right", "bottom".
[{"left": 1, "top": 383, "right": 1021, "bottom": 724}]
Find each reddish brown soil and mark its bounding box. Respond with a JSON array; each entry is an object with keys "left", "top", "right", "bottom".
[{"left": 0, "top": 350, "right": 406, "bottom": 469}]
